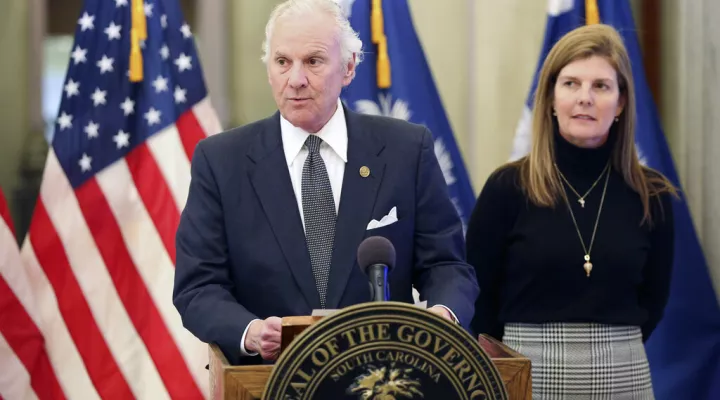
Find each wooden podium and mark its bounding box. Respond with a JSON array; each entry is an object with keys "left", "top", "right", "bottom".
[{"left": 209, "top": 316, "right": 531, "bottom": 399}]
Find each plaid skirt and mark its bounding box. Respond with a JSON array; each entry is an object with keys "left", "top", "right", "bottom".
[{"left": 503, "top": 323, "right": 654, "bottom": 400}]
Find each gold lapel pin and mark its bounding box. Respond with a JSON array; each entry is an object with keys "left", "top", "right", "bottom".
[{"left": 359, "top": 166, "right": 370, "bottom": 178}]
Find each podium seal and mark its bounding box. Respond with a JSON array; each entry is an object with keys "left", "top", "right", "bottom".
[{"left": 263, "top": 302, "right": 508, "bottom": 399}]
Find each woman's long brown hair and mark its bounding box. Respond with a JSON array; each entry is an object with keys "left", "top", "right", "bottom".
[{"left": 516, "top": 24, "right": 676, "bottom": 225}]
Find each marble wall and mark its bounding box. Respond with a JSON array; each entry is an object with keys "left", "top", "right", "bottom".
[
  {"left": 0, "top": 0, "right": 31, "bottom": 199},
  {"left": 661, "top": 0, "right": 720, "bottom": 293}
]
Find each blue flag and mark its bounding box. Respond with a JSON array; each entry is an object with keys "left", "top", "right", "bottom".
[
  {"left": 512, "top": 1, "right": 720, "bottom": 398},
  {"left": 340, "top": 0, "right": 475, "bottom": 228}
]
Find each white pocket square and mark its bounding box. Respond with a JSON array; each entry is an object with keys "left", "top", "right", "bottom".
[{"left": 366, "top": 206, "right": 398, "bottom": 230}]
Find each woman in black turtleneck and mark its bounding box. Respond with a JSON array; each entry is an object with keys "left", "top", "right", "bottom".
[{"left": 467, "top": 25, "right": 676, "bottom": 399}]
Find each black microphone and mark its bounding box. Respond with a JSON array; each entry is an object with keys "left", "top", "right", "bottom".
[{"left": 357, "top": 236, "right": 396, "bottom": 302}]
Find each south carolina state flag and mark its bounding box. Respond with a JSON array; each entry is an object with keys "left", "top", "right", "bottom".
[{"left": 338, "top": 0, "right": 475, "bottom": 228}]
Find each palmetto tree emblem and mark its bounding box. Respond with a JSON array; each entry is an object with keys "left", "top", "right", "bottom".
[
  {"left": 353, "top": 94, "right": 456, "bottom": 186},
  {"left": 355, "top": 94, "right": 412, "bottom": 121},
  {"left": 348, "top": 365, "right": 423, "bottom": 400}
]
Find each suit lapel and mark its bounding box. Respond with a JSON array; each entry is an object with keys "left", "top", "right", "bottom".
[
  {"left": 247, "top": 114, "right": 320, "bottom": 310},
  {"left": 325, "top": 109, "right": 386, "bottom": 309}
]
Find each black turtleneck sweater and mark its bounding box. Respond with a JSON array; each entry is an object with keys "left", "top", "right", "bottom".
[{"left": 467, "top": 131, "right": 675, "bottom": 342}]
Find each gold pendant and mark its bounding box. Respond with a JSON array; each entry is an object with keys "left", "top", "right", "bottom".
[
  {"left": 578, "top": 198, "right": 585, "bottom": 208},
  {"left": 583, "top": 255, "right": 592, "bottom": 277}
]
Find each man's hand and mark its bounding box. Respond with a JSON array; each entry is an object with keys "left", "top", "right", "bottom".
[
  {"left": 428, "top": 305, "right": 454, "bottom": 323},
  {"left": 244, "top": 317, "right": 282, "bottom": 361}
]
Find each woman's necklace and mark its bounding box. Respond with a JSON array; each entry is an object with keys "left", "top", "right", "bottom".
[
  {"left": 557, "top": 163, "right": 611, "bottom": 277},
  {"left": 555, "top": 162, "right": 610, "bottom": 208}
]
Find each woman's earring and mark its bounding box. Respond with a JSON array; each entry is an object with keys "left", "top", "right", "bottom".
[
  {"left": 552, "top": 110, "right": 557, "bottom": 116},
  {"left": 615, "top": 117, "right": 619, "bottom": 122}
]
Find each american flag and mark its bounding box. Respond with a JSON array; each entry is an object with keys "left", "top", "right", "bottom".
[
  {"left": 1, "top": 0, "right": 221, "bottom": 398},
  {"left": 0, "top": 188, "right": 52, "bottom": 399}
]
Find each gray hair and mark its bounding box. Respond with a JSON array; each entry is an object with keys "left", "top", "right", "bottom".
[{"left": 261, "top": 0, "right": 364, "bottom": 68}]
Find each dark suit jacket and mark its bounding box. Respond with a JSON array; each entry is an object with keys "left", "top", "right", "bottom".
[{"left": 173, "top": 106, "right": 479, "bottom": 365}]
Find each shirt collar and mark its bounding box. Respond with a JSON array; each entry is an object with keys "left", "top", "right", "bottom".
[{"left": 281, "top": 99, "right": 348, "bottom": 166}]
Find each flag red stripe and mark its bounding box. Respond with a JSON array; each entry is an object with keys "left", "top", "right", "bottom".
[
  {"left": 0, "top": 191, "right": 15, "bottom": 236},
  {"left": 29, "top": 200, "right": 133, "bottom": 399},
  {"left": 177, "top": 110, "right": 207, "bottom": 161},
  {"left": 0, "top": 276, "right": 65, "bottom": 400},
  {"left": 74, "top": 179, "right": 203, "bottom": 399},
  {"left": 125, "top": 144, "right": 179, "bottom": 265}
]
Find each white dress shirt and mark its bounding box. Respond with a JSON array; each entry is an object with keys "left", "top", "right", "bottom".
[
  {"left": 281, "top": 100, "right": 348, "bottom": 229},
  {"left": 239, "top": 100, "right": 456, "bottom": 356},
  {"left": 240, "top": 100, "right": 347, "bottom": 355}
]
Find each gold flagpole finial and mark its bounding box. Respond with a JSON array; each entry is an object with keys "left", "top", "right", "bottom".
[
  {"left": 585, "top": 0, "right": 600, "bottom": 25},
  {"left": 370, "top": 0, "right": 391, "bottom": 89},
  {"left": 130, "top": 0, "right": 147, "bottom": 82}
]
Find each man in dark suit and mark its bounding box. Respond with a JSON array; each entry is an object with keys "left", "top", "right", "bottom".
[{"left": 173, "top": 0, "right": 478, "bottom": 366}]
